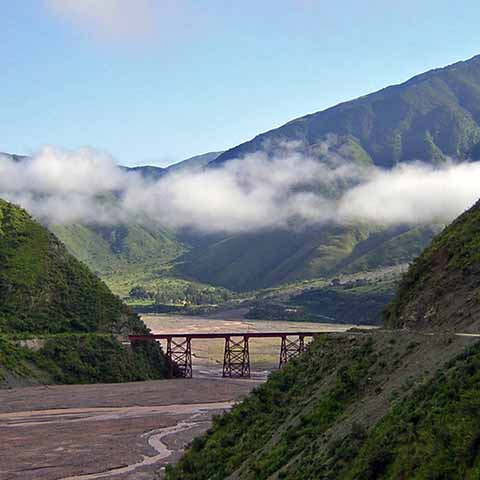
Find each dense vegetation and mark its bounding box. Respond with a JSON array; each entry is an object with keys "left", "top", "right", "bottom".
[
  {"left": 288, "top": 282, "right": 395, "bottom": 325},
  {"left": 0, "top": 199, "right": 168, "bottom": 385},
  {"left": 0, "top": 334, "right": 168, "bottom": 385},
  {"left": 0, "top": 199, "right": 146, "bottom": 334},
  {"left": 244, "top": 280, "right": 394, "bottom": 325},
  {"left": 127, "top": 280, "right": 232, "bottom": 306}
]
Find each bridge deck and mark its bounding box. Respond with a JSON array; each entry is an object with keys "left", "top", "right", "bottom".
[{"left": 129, "top": 331, "right": 325, "bottom": 340}]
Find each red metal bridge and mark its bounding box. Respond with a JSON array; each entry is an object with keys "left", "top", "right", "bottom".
[{"left": 128, "top": 331, "right": 322, "bottom": 379}]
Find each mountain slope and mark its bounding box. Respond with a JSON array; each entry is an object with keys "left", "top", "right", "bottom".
[
  {"left": 177, "top": 56, "right": 480, "bottom": 292},
  {"left": 385, "top": 199, "right": 480, "bottom": 332},
  {"left": 50, "top": 222, "right": 187, "bottom": 294},
  {"left": 122, "top": 151, "right": 223, "bottom": 179},
  {"left": 212, "top": 54, "right": 480, "bottom": 168},
  {"left": 0, "top": 199, "right": 146, "bottom": 334},
  {"left": 122, "top": 164, "right": 165, "bottom": 180}
]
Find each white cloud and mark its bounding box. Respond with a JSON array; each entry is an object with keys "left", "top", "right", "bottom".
[
  {"left": 2, "top": 146, "right": 480, "bottom": 232},
  {"left": 338, "top": 161, "right": 480, "bottom": 225}
]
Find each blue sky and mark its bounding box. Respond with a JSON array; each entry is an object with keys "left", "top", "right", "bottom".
[{"left": 2, "top": 0, "right": 480, "bottom": 167}]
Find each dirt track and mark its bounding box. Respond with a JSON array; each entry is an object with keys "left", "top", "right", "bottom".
[{"left": 0, "top": 378, "right": 259, "bottom": 480}]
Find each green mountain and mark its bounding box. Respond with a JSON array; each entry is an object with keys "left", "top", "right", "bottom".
[
  {"left": 7, "top": 56, "right": 480, "bottom": 305},
  {"left": 122, "top": 151, "right": 223, "bottom": 179},
  {"left": 213, "top": 54, "right": 480, "bottom": 168},
  {"left": 50, "top": 152, "right": 224, "bottom": 297},
  {"left": 166, "top": 200, "right": 480, "bottom": 480},
  {"left": 0, "top": 199, "right": 168, "bottom": 385}
]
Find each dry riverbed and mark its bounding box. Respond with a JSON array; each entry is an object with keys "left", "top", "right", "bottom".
[{"left": 0, "top": 378, "right": 259, "bottom": 480}]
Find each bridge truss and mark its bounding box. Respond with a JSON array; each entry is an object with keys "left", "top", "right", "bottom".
[
  {"left": 129, "top": 331, "right": 320, "bottom": 379},
  {"left": 222, "top": 336, "right": 250, "bottom": 378},
  {"left": 279, "top": 335, "right": 306, "bottom": 368}
]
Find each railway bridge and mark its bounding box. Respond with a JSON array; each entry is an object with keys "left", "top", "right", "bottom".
[{"left": 128, "top": 331, "right": 322, "bottom": 378}]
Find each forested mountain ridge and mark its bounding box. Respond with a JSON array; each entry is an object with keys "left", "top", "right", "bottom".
[
  {"left": 0, "top": 198, "right": 144, "bottom": 334},
  {"left": 121, "top": 150, "right": 223, "bottom": 179},
  {"left": 212, "top": 54, "right": 480, "bottom": 168}
]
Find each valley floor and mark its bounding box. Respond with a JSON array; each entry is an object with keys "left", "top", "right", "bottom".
[{"left": 0, "top": 378, "right": 259, "bottom": 480}]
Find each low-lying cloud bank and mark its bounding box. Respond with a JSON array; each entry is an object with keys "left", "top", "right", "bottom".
[{"left": 1, "top": 146, "right": 479, "bottom": 233}]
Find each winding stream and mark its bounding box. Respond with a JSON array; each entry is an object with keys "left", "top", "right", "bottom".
[{"left": 60, "top": 420, "right": 199, "bottom": 480}]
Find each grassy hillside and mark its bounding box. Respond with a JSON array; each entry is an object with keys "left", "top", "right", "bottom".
[
  {"left": 0, "top": 199, "right": 168, "bottom": 385},
  {"left": 336, "top": 343, "right": 480, "bottom": 479},
  {"left": 51, "top": 222, "right": 187, "bottom": 296},
  {"left": 385, "top": 200, "right": 480, "bottom": 331},
  {"left": 213, "top": 54, "right": 480, "bottom": 169}
]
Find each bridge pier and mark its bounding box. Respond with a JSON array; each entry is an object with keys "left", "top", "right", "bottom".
[
  {"left": 223, "top": 335, "right": 250, "bottom": 378},
  {"left": 279, "top": 335, "right": 306, "bottom": 368},
  {"left": 166, "top": 336, "right": 193, "bottom": 378}
]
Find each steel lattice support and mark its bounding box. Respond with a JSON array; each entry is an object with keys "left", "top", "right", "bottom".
[
  {"left": 166, "top": 336, "right": 193, "bottom": 378},
  {"left": 279, "top": 335, "right": 306, "bottom": 368},
  {"left": 222, "top": 335, "right": 250, "bottom": 378}
]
